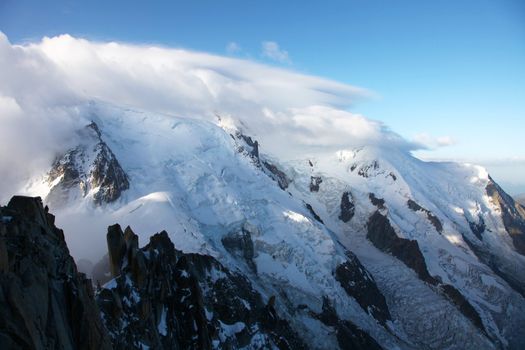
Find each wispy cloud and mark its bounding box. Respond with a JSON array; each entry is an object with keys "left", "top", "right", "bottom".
[
  {"left": 226, "top": 41, "right": 241, "bottom": 54},
  {"left": 261, "top": 41, "right": 291, "bottom": 64},
  {"left": 413, "top": 133, "right": 456, "bottom": 149}
]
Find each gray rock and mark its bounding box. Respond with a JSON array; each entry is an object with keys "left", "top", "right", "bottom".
[
  {"left": 263, "top": 161, "right": 290, "bottom": 190},
  {"left": 338, "top": 192, "right": 355, "bottom": 223},
  {"left": 407, "top": 199, "right": 443, "bottom": 233},
  {"left": 335, "top": 251, "right": 391, "bottom": 326},
  {"left": 309, "top": 176, "right": 322, "bottom": 192},
  {"left": 98, "top": 228, "right": 306, "bottom": 349},
  {"left": 486, "top": 177, "right": 525, "bottom": 255},
  {"left": 46, "top": 122, "right": 129, "bottom": 207},
  {"left": 106, "top": 224, "right": 126, "bottom": 278},
  {"left": 0, "top": 196, "right": 112, "bottom": 350},
  {"left": 367, "top": 210, "right": 435, "bottom": 284},
  {"left": 221, "top": 225, "right": 257, "bottom": 273}
]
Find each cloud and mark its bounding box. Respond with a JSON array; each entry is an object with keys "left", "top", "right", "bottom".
[
  {"left": 226, "top": 41, "right": 241, "bottom": 54},
  {"left": 0, "top": 32, "right": 419, "bottom": 200},
  {"left": 412, "top": 133, "right": 456, "bottom": 149},
  {"left": 0, "top": 33, "right": 88, "bottom": 199},
  {"left": 255, "top": 106, "right": 412, "bottom": 156},
  {"left": 261, "top": 41, "right": 291, "bottom": 63}
]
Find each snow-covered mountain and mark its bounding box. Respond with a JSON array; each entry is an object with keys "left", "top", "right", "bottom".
[
  {"left": 16, "top": 102, "right": 525, "bottom": 349},
  {"left": 2, "top": 33, "right": 524, "bottom": 349}
]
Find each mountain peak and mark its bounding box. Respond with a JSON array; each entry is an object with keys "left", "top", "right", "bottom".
[{"left": 45, "top": 121, "right": 129, "bottom": 207}]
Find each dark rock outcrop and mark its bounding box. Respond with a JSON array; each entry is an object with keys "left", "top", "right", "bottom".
[
  {"left": 367, "top": 211, "right": 435, "bottom": 284},
  {"left": 234, "top": 132, "right": 292, "bottom": 192},
  {"left": 486, "top": 177, "right": 525, "bottom": 255},
  {"left": 46, "top": 122, "right": 129, "bottom": 207},
  {"left": 0, "top": 196, "right": 111, "bottom": 349},
  {"left": 305, "top": 203, "right": 324, "bottom": 224},
  {"left": 309, "top": 176, "right": 322, "bottom": 192},
  {"left": 335, "top": 252, "right": 391, "bottom": 325},
  {"left": 368, "top": 193, "right": 385, "bottom": 209},
  {"left": 356, "top": 160, "right": 379, "bottom": 178},
  {"left": 467, "top": 215, "right": 485, "bottom": 241},
  {"left": 439, "top": 284, "right": 485, "bottom": 334},
  {"left": 239, "top": 134, "right": 259, "bottom": 161},
  {"left": 97, "top": 228, "right": 306, "bottom": 349},
  {"left": 407, "top": 199, "right": 443, "bottom": 233},
  {"left": 367, "top": 211, "right": 486, "bottom": 334},
  {"left": 338, "top": 192, "right": 355, "bottom": 223},
  {"left": 221, "top": 225, "right": 257, "bottom": 272},
  {"left": 312, "top": 298, "right": 383, "bottom": 350},
  {"left": 263, "top": 161, "right": 290, "bottom": 190},
  {"left": 107, "top": 224, "right": 127, "bottom": 278},
  {"left": 234, "top": 131, "right": 260, "bottom": 165},
  {"left": 336, "top": 321, "right": 383, "bottom": 350}
]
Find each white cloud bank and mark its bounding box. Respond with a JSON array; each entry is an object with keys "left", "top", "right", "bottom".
[{"left": 0, "top": 32, "right": 418, "bottom": 198}]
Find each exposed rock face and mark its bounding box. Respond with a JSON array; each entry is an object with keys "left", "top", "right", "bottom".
[
  {"left": 46, "top": 122, "right": 129, "bottom": 207},
  {"left": 312, "top": 298, "right": 384, "bottom": 350},
  {"left": 467, "top": 215, "right": 486, "bottom": 240},
  {"left": 0, "top": 196, "right": 111, "bottom": 350},
  {"left": 439, "top": 284, "right": 485, "bottom": 333},
  {"left": 239, "top": 134, "right": 259, "bottom": 161},
  {"left": 234, "top": 132, "right": 291, "bottom": 191},
  {"left": 367, "top": 211, "right": 486, "bottom": 334},
  {"left": 367, "top": 211, "right": 435, "bottom": 284},
  {"left": 97, "top": 227, "right": 306, "bottom": 349},
  {"left": 486, "top": 177, "right": 525, "bottom": 255},
  {"left": 407, "top": 199, "right": 443, "bottom": 233},
  {"left": 309, "top": 176, "right": 322, "bottom": 192},
  {"left": 335, "top": 252, "right": 391, "bottom": 325},
  {"left": 221, "top": 225, "right": 257, "bottom": 272},
  {"left": 356, "top": 160, "right": 379, "bottom": 178},
  {"left": 368, "top": 193, "right": 385, "bottom": 209},
  {"left": 106, "top": 224, "right": 127, "bottom": 278},
  {"left": 305, "top": 203, "right": 324, "bottom": 224},
  {"left": 262, "top": 161, "right": 290, "bottom": 190},
  {"left": 234, "top": 131, "right": 261, "bottom": 165},
  {"left": 338, "top": 192, "right": 355, "bottom": 223},
  {"left": 336, "top": 321, "right": 383, "bottom": 350}
]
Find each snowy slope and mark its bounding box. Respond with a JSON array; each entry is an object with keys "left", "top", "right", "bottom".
[{"left": 285, "top": 147, "right": 525, "bottom": 348}]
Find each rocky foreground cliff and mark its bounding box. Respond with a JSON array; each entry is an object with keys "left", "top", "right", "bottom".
[
  {"left": 1, "top": 196, "right": 387, "bottom": 350},
  {"left": 0, "top": 196, "right": 111, "bottom": 349}
]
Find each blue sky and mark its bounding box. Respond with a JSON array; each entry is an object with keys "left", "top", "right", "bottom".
[{"left": 1, "top": 0, "right": 524, "bottom": 192}]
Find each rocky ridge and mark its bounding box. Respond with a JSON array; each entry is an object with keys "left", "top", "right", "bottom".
[
  {"left": 0, "top": 196, "right": 111, "bottom": 349},
  {"left": 46, "top": 122, "right": 129, "bottom": 207},
  {"left": 0, "top": 196, "right": 392, "bottom": 349}
]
